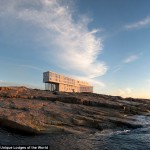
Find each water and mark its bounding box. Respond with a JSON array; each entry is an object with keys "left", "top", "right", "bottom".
[{"left": 0, "top": 116, "right": 150, "bottom": 150}]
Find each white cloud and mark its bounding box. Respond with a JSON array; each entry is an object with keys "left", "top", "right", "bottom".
[
  {"left": 0, "top": 80, "right": 18, "bottom": 86},
  {"left": 1, "top": 0, "right": 107, "bottom": 77},
  {"left": 72, "top": 75, "right": 105, "bottom": 87},
  {"left": 123, "top": 55, "right": 139, "bottom": 63},
  {"left": 0, "top": 0, "right": 107, "bottom": 87},
  {"left": 125, "top": 16, "right": 150, "bottom": 30},
  {"left": 0, "top": 80, "right": 16, "bottom": 86},
  {"left": 112, "top": 65, "right": 121, "bottom": 73},
  {"left": 0, "top": 80, "right": 4, "bottom": 83},
  {"left": 147, "top": 80, "right": 150, "bottom": 84},
  {"left": 118, "top": 88, "right": 133, "bottom": 97},
  {"left": 0, "top": 80, "right": 42, "bottom": 89}
]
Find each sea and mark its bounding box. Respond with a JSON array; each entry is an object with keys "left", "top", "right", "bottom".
[{"left": 0, "top": 115, "right": 150, "bottom": 150}]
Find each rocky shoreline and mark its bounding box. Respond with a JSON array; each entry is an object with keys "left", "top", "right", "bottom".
[{"left": 0, "top": 86, "right": 150, "bottom": 134}]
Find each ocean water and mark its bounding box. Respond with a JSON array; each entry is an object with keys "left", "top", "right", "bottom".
[{"left": 0, "top": 116, "right": 150, "bottom": 150}]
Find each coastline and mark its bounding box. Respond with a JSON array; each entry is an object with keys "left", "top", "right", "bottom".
[{"left": 0, "top": 86, "right": 150, "bottom": 134}]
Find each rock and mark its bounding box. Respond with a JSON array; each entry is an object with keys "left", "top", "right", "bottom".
[{"left": 0, "top": 86, "right": 149, "bottom": 134}]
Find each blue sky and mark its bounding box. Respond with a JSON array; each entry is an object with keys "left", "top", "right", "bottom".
[{"left": 0, "top": 0, "right": 150, "bottom": 98}]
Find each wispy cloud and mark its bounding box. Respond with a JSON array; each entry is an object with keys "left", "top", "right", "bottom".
[
  {"left": 125, "top": 16, "right": 150, "bottom": 30},
  {"left": 117, "top": 88, "right": 133, "bottom": 97},
  {"left": 72, "top": 75, "right": 105, "bottom": 87},
  {"left": 0, "top": 80, "right": 42, "bottom": 89},
  {"left": 112, "top": 65, "right": 122, "bottom": 73},
  {"left": 0, "top": 80, "right": 4, "bottom": 83},
  {"left": 0, "top": 0, "right": 107, "bottom": 82},
  {"left": 16, "top": 64, "right": 44, "bottom": 72},
  {"left": 0, "top": 80, "right": 18, "bottom": 86},
  {"left": 146, "top": 80, "right": 150, "bottom": 84},
  {"left": 123, "top": 54, "right": 139, "bottom": 63}
]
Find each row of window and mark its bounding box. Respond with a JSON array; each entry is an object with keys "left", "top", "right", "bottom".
[
  {"left": 46, "top": 72, "right": 90, "bottom": 86},
  {"left": 49, "top": 72, "right": 75, "bottom": 83}
]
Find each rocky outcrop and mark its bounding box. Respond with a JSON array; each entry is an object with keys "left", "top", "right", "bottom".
[{"left": 0, "top": 86, "right": 149, "bottom": 134}]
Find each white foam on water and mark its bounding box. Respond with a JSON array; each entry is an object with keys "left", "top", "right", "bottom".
[
  {"left": 94, "top": 129, "right": 131, "bottom": 137},
  {"left": 114, "top": 129, "right": 130, "bottom": 135},
  {"left": 134, "top": 115, "right": 150, "bottom": 126}
]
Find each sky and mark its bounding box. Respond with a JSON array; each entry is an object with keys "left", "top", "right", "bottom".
[{"left": 0, "top": 0, "right": 150, "bottom": 98}]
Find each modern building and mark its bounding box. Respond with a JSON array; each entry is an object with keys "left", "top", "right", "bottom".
[{"left": 43, "top": 71, "right": 93, "bottom": 92}]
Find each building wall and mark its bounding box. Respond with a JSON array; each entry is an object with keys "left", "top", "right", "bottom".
[{"left": 43, "top": 71, "right": 93, "bottom": 92}]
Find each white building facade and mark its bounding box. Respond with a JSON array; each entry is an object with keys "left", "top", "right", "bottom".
[{"left": 43, "top": 71, "right": 93, "bottom": 92}]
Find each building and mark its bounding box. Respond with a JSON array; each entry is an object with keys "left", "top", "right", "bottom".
[{"left": 43, "top": 71, "right": 93, "bottom": 92}]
